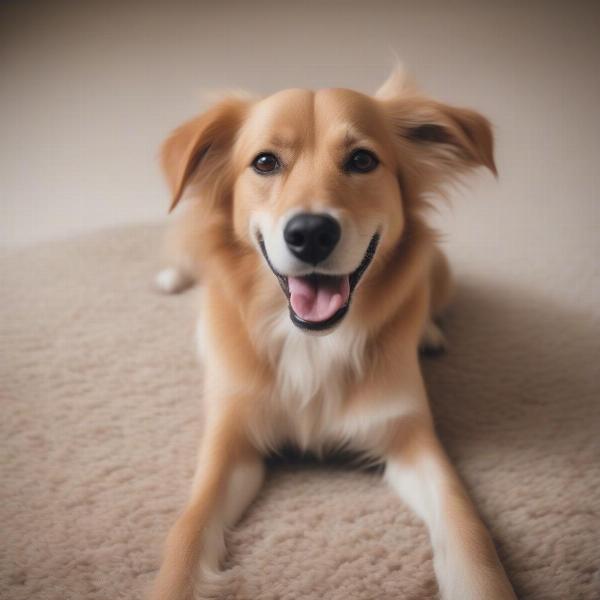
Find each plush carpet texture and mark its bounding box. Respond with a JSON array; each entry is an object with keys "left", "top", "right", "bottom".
[{"left": 1, "top": 224, "right": 599, "bottom": 600}]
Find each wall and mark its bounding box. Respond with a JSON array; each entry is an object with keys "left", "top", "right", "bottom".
[{"left": 1, "top": 0, "right": 599, "bottom": 300}]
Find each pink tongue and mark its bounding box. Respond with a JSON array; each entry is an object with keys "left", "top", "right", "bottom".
[{"left": 288, "top": 276, "right": 350, "bottom": 323}]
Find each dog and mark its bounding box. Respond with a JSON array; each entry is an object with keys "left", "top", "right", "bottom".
[{"left": 150, "top": 67, "right": 516, "bottom": 600}]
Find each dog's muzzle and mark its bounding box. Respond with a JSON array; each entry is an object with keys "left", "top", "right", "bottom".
[{"left": 258, "top": 230, "right": 380, "bottom": 332}]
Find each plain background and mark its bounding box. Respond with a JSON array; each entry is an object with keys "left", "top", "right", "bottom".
[{"left": 1, "top": 0, "right": 599, "bottom": 310}]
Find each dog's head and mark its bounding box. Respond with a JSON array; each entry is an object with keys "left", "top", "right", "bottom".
[{"left": 162, "top": 69, "right": 495, "bottom": 333}]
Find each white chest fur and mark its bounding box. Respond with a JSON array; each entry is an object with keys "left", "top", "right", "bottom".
[
  {"left": 266, "top": 313, "right": 368, "bottom": 452},
  {"left": 198, "top": 306, "right": 416, "bottom": 457},
  {"left": 264, "top": 313, "right": 416, "bottom": 455},
  {"left": 272, "top": 313, "right": 367, "bottom": 409}
]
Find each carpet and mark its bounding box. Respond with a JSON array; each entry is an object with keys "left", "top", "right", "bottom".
[{"left": 1, "top": 224, "right": 599, "bottom": 600}]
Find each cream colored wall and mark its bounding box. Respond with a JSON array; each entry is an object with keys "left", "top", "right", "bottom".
[{"left": 1, "top": 0, "right": 599, "bottom": 294}]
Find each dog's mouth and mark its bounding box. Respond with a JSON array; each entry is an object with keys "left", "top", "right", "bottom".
[{"left": 258, "top": 234, "right": 380, "bottom": 332}]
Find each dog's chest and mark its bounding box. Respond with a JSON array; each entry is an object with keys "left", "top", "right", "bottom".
[{"left": 267, "top": 317, "right": 371, "bottom": 451}]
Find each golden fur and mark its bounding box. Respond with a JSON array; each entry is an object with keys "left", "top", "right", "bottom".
[{"left": 150, "top": 69, "right": 516, "bottom": 600}]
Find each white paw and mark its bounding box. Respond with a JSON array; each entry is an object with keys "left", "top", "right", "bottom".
[
  {"left": 192, "top": 566, "right": 235, "bottom": 600},
  {"left": 155, "top": 267, "right": 194, "bottom": 294},
  {"left": 420, "top": 320, "right": 447, "bottom": 354}
]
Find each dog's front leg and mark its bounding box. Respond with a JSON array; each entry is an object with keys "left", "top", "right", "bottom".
[
  {"left": 384, "top": 397, "right": 516, "bottom": 598},
  {"left": 150, "top": 407, "right": 264, "bottom": 600}
]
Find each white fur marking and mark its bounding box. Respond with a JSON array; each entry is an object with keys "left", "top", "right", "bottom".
[
  {"left": 247, "top": 311, "right": 369, "bottom": 452},
  {"left": 155, "top": 267, "right": 193, "bottom": 294},
  {"left": 195, "top": 461, "right": 265, "bottom": 575},
  {"left": 273, "top": 313, "right": 367, "bottom": 409},
  {"left": 386, "top": 456, "right": 506, "bottom": 600},
  {"left": 250, "top": 209, "right": 379, "bottom": 277}
]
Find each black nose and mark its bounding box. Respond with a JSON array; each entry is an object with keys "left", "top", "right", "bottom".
[{"left": 283, "top": 213, "right": 341, "bottom": 265}]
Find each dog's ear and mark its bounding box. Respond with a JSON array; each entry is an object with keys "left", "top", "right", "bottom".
[
  {"left": 377, "top": 68, "right": 496, "bottom": 191},
  {"left": 400, "top": 98, "right": 495, "bottom": 173},
  {"left": 384, "top": 96, "right": 496, "bottom": 181},
  {"left": 161, "top": 97, "right": 250, "bottom": 212}
]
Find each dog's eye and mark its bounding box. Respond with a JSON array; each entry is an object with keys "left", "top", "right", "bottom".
[
  {"left": 252, "top": 153, "right": 280, "bottom": 174},
  {"left": 345, "top": 149, "right": 379, "bottom": 174}
]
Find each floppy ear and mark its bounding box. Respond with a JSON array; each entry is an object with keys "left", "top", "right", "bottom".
[
  {"left": 161, "top": 97, "right": 249, "bottom": 212},
  {"left": 383, "top": 95, "right": 496, "bottom": 190},
  {"left": 377, "top": 67, "right": 496, "bottom": 194}
]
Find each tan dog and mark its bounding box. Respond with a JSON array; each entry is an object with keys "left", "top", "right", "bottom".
[{"left": 151, "top": 68, "right": 516, "bottom": 600}]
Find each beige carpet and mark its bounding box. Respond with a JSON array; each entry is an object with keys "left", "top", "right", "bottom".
[{"left": 1, "top": 224, "right": 599, "bottom": 600}]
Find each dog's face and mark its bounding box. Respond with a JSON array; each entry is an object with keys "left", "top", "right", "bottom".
[
  {"left": 162, "top": 71, "right": 495, "bottom": 333},
  {"left": 231, "top": 88, "right": 404, "bottom": 331}
]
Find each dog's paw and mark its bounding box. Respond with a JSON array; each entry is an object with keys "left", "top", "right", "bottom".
[
  {"left": 193, "top": 567, "right": 236, "bottom": 600},
  {"left": 155, "top": 268, "right": 194, "bottom": 294},
  {"left": 419, "top": 320, "right": 447, "bottom": 356},
  {"left": 150, "top": 565, "right": 235, "bottom": 600}
]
